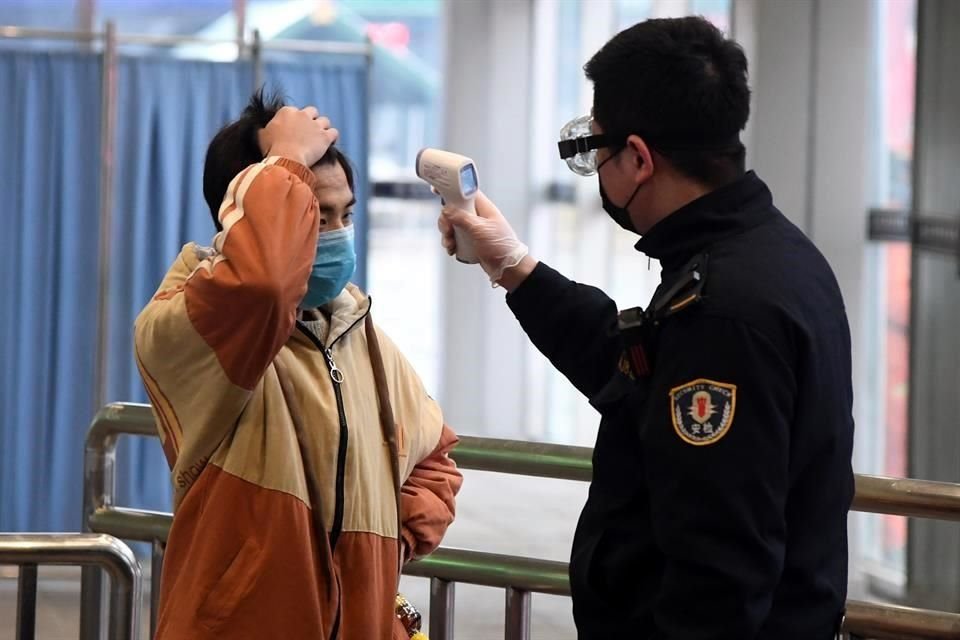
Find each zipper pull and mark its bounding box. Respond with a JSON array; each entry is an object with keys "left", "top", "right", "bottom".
[{"left": 324, "top": 348, "right": 345, "bottom": 384}]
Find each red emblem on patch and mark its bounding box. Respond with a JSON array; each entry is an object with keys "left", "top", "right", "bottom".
[{"left": 669, "top": 379, "right": 737, "bottom": 446}]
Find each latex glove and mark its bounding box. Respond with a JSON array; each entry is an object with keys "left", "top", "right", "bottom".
[{"left": 438, "top": 191, "right": 529, "bottom": 286}]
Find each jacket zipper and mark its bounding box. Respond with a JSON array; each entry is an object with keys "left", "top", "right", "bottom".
[
  {"left": 323, "top": 345, "right": 349, "bottom": 550},
  {"left": 328, "top": 355, "right": 345, "bottom": 640},
  {"left": 294, "top": 306, "right": 371, "bottom": 640},
  {"left": 294, "top": 306, "right": 370, "bottom": 551}
]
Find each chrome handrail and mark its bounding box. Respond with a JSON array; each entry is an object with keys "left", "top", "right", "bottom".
[
  {"left": 0, "top": 25, "right": 372, "bottom": 55},
  {"left": 81, "top": 402, "right": 960, "bottom": 640},
  {"left": 453, "top": 436, "right": 593, "bottom": 482},
  {"left": 80, "top": 403, "right": 157, "bottom": 640},
  {"left": 455, "top": 435, "right": 960, "bottom": 521},
  {"left": 0, "top": 533, "right": 141, "bottom": 640}
]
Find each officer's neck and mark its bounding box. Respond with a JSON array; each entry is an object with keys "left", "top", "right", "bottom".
[{"left": 631, "top": 174, "right": 712, "bottom": 235}]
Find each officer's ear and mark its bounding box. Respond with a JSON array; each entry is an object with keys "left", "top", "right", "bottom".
[{"left": 625, "top": 134, "right": 655, "bottom": 185}]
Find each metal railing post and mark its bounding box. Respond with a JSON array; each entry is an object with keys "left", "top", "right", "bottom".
[
  {"left": 80, "top": 404, "right": 124, "bottom": 640},
  {"left": 93, "top": 17, "right": 118, "bottom": 413},
  {"left": 0, "top": 25, "right": 372, "bottom": 54},
  {"left": 233, "top": 0, "right": 247, "bottom": 58},
  {"left": 1, "top": 534, "right": 141, "bottom": 640},
  {"left": 251, "top": 28, "right": 263, "bottom": 91},
  {"left": 84, "top": 16, "right": 119, "bottom": 637},
  {"left": 16, "top": 564, "right": 38, "bottom": 640},
  {"left": 150, "top": 540, "right": 164, "bottom": 638},
  {"left": 429, "top": 578, "right": 455, "bottom": 640},
  {"left": 80, "top": 404, "right": 163, "bottom": 638},
  {"left": 504, "top": 587, "right": 531, "bottom": 640},
  {"left": 78, "top": 403, "right": 960, "bottom": 640},
  {"left": 108, "top": 554, "right": 140, "bottom": 640}
]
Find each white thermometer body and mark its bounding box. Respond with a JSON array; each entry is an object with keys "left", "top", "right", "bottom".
[{"left": 416, "top": 148, "right": 480, "bottom": 264}]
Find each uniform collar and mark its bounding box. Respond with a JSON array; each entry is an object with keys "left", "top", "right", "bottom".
[{"left": 634, "top": 171, "right": 773, "bottom": 272}]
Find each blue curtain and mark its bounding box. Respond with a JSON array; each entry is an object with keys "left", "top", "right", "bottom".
[
  {"left": 108, "top": 55, "right": 370, "bottom": 514},
  {"left": 0, "top": 50, "right": 370, "bottom": 529},
  {"left": 106, "top": 58, "right": 254, "bottom": 513},
  {"left": 0, "top": 51, "right": 103, "bottom": 532}
]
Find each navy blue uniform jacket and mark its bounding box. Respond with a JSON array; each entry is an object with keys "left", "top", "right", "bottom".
[{"left": 506, "top": 172, "right": 854, "bottom": 639}]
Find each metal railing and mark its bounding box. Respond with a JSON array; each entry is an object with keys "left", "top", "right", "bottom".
[
  {"left": 81, "top": 402, "right": 960, "bottom": 640},
  {"left": 0, "top": 533, "right": 141, "bottom": 640},
  {"left": 0, "top": 24, "right": 373, "bottom": 55},
  {"left": 81, "top": 404, "right": 158, "bottom": 640}
]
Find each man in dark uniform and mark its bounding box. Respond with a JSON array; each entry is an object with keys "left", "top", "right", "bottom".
[{"left": 437, "top": 16, "right": 854, "bottom": 640}]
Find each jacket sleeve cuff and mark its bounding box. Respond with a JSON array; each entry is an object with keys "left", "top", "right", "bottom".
[
  {"left": 400, "top": 527, "right": 417, "bottom": 562},
  {"left": 505, "top": 261, "right": 571, "bottom": 324},
  {"left": 264, "top": 156, "right": 318, "bottom": 191}
]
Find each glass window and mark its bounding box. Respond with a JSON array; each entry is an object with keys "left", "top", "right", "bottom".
[
  {"left": 691, "top": 0, "right": 731, "bottom": 32},
  {"left": 618, "top": 0, "right": 730, "bottom": 31},
  {"left": 527, "top": 0, "right": 732, "bottom": 445},
  {"left": 247, "top": 0, "right": 441, "bottom": 175},
  {"left": 861, "top": 0, "right": 916, "bottom": 594},
  {"left": 617, "top": 0, "right": 653, "bottom": 29},
  {"left": 0, "top": 0, "right": 81, "bottom": 31},
  {"left": 350, "top": 0, "right": 444, "bottom": 394},
  {"left": 95, "top": 0, "right": 235, "bottom": 35},
  {"left": 0, "top": 0, "right": 86, "bottom": 50},
  {"left": 246, "top": 0, "right": 446, "bottom": 394}
]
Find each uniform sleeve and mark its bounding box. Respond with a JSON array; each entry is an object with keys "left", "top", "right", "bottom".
[
  {"left": 506, "top": 262, "right": 621, "bottom": 399},
  {"left": 399, "top": 424, "right": 463, "bottom": 561},
  {"left": 643, "top": 313, "right": 795, "bottom": 640},
  {"left": 134, "top": 157, "right": 319, "bottom": 471}
]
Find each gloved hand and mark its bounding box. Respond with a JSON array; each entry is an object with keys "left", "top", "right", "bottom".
[{"left": 438, "top": 191, "right": 529, "bottom": 286}]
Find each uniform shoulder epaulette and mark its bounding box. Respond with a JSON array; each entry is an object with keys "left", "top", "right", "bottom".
[
  {"left": 618, "top": 252, "right": 709, "bottom": 334},
  {"left": 613, "top": 253, "right": 709, "bottom": 379},
  {"left": 648, "top": 252, "right": 709, "bottom": 320}
]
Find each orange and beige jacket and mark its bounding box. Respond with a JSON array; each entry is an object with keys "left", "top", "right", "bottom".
[{"left": 134, "top": 157, "right": 463, "bottom": 640}]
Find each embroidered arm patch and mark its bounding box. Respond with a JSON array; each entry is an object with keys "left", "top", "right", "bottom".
[{"left": 669, "top": 378, "right": 737, "bottom": 446}]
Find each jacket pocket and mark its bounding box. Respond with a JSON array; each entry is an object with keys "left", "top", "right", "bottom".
[
  {"left": 197, "top": 537, "right": 262, "bottom": 632},
  {"left": 587, "top": 527, "right": 656, "bottom": 610},
  {"left": 389, "top": 423, "right": 410, "bottom": 479},
  {"left": 396, "top": 423, "right": 409, "bottom": 459}
]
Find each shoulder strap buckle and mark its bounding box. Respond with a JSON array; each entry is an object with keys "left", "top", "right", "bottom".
[{"left": 649, "top": 252, "right": 709, "bottom": 321}]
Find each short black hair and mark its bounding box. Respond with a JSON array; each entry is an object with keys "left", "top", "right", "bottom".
[
  {"left": 584, "top": 16, "right": 750, "bottom": 188},
  {"left": 202, "top": 89, "right": 355, "bottom": 231}
]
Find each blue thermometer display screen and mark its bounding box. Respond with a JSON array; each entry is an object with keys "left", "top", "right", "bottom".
[{"left": 460, "top": 164, "right": 478, "bottom": 196}]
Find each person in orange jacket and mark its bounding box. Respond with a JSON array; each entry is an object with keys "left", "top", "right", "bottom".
[{"left": 135, "top": 91, "right": 462, "bottom": 640}]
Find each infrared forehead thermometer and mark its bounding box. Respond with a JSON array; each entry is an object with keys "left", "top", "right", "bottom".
[{"left": 415, "top": 148, "right": 480, "bottom": 264}]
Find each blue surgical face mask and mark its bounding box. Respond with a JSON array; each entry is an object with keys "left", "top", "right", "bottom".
[{"left": 301, "top": 226, "right": 356, "bottom": 309}]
